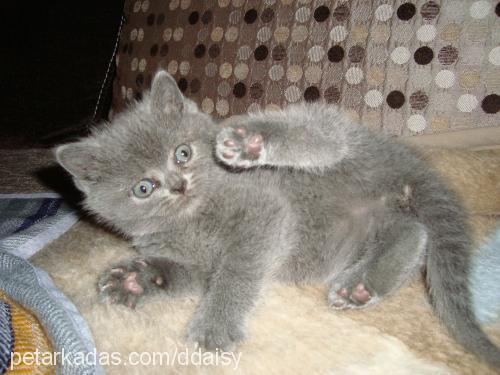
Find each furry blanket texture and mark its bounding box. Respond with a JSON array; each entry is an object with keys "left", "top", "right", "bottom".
[{"left": 31, "top": 149, "right": 500, "bottom": 374}]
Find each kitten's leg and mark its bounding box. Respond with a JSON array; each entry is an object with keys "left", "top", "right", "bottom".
[
  {"left": 328, "top": 218, "right": 427, "bottom": 309},
  {"left": 215, "top": 114, "right": 349, "bottom": 170},
  {"left": 98, "top": 257, "right": 202, "bottom": 308},
  {"left": 183, "top": 191, "right": 289, "bottom": 351},
  {"left": 186, "top": 262, "right": 264, "bottom": 351}
]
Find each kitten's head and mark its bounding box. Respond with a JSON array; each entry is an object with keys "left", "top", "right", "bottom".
[{"left": 55, "top": 71, "right": 219, "bottom": 236}]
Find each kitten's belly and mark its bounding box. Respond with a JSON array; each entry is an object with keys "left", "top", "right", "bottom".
[
  {"left": 275, "top": 194, "right": 355, "bottom": 282},
  {"left": 274, "top": 172, "right": 381, "bottom": 283}
]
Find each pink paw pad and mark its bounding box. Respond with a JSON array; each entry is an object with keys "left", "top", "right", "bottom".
[
  {"left": 351, "top": 283, "right": 371, "bottom": 303},
  {"left": 124, "top": 272, "right": 144, "bottom": 295},
  {"left": 247, "top": 134, "right": 263, "bottom": 155},
  {"left": 337, "top": 287, "right": 349, "bottom": 297},
  {"left": 235, "top": 127, "right": 247, "bottom": 136}
]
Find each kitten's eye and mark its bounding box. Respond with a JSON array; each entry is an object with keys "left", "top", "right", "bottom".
[
  {"left": 132, "top": 178, "right": 156, "bottom": 198},
  {"left": 174, "top": 144, "right": 192, "bottom": 164}
]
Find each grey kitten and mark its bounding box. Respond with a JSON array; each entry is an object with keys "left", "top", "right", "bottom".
[{"left": 55, "top": 71, "right": 500, "bottom": 367}]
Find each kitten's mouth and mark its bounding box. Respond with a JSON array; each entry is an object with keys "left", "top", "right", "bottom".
[
  {"left": 174, "top": 183, "right": 193, "bottom": 201},
  {"left": 170, "top": 174, "right": 199, "bottom": 209},
  {"left": 171, "top": 179, "right": 187, "bottom": 195}
]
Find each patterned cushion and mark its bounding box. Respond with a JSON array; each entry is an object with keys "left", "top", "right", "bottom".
[{"left": 112, "top": 0, "right": 500, "bottom": 137}]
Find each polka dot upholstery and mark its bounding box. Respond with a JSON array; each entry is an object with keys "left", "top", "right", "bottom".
[{"left": 113, "top": 0, "right": 500, "bottom": 136}]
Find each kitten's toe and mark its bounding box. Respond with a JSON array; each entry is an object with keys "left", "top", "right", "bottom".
[
  {"left": 235, "top": 127, "right": 247, "bottom": 137},
  {"left": 247, "top": 134, "right": 263, "bottom": 155},
  {"left": 123, "top": 272, "right": 144, "bottom": 295},
  {"left": 216, "top": 126, "right": 266, "bottom": 168},
  {"left": 351, "top": 283, "right": 371, "bottom": 304}
]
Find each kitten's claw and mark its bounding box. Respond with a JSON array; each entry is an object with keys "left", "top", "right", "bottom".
[
  {"left": 99, "top": 282, "right": 114, "bottom": 292},
  {"left": 155, "top": 276, "right": 164, "bottom": 286},
  {"left": 110, "top": 267, "right": 125, "bottom": 275},
  {"left": 216, "top": 126, "right": 266, "bottom": 169},
  {"left": 134, "top": 258, "right": 148, "bottom": 268}
]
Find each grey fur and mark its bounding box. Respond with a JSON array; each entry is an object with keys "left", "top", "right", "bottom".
[{"left": 55, "top": 71, "right": 500, "bottom": 366}]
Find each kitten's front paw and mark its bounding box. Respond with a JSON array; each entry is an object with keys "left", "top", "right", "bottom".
[
  {"left": 97, "top": 258, "right": 165, "bottom": 309},
  {"left": 216, "top": 126, "right": 266, "bottom": 169},
  {"left": 187, "top": 317, "right": 245, "bottom": 351}
]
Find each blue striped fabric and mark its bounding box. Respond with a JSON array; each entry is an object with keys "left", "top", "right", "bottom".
[
  {"left": 0, "top": 299, "right": 14, "bottom": 374},
  {"left": 0, "top": 193, "right": 78, "bottom": 259},
  {"left": 0, "top": 194, "right": 103, "bottom": 374},
  {"left": 14, "top": 198, "right": 61, "bottom": 234}
]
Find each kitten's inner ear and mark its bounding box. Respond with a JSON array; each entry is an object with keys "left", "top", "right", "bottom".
[
  {"left": 55, "top": 142, "right": 101, "bottom": 183},
  {"left": 150, "top": 70, "right": 184, "bottom": 114}
]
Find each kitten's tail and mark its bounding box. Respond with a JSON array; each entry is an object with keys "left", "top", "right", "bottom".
[{"left": 416, "top": 178, "right": 500, "bottom": 368}]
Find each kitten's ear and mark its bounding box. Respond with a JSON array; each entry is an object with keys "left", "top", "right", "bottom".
[
  {"left": 150, "top": 70, "right": 184, "bottom": 114},
  {"left": 183, "top": 98, "right": 200, "bottom": 114},
  {"left": 54, "top": 142, "right": 102, "bottom": 190}
]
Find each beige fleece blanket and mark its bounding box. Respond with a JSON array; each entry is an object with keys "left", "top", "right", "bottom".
[{"left": 32, "top": 149, "right": 500, "bottom": 374}]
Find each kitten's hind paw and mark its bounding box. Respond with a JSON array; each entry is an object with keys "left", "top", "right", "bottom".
[
  {"left": 97, "top": 258, "right": 165, "bottom": 309},
  {"left": 216, "top": 126, "right": 266, "bottom": 169},
  {"left": 328, "top": 283, "right": 376, "bottom": 310}
]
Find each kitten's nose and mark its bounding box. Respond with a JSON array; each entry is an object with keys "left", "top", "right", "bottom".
[{"left": 168, "top": 174, "right": 187, "bottom": 195}]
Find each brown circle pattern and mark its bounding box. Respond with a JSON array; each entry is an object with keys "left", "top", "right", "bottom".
[
  {"left": 314, "top": 5, "right": 330, "bottom": 22},
  {"left": 261, "top": 8, "right": 275, "bottom": 23},
  {"left": 414, "top": 46, "right": 434, "bottom": 65},
  {"left": 333, "top": 4, "right": 350, "bottom": 22},
  {"left": 348, "top": 45, "right": 365, "bottom": 63},
  {"left": 304, "top": 86, "right": 320, "bottom": 102},
  {"left": 194, "top": 44, "right": 205, "bottom": 58},
  {"left": 420, "top": 1, "right": 440, "bottom": 20},
  {"left": 328, "top": 46, "right": 344, "bottom": 63},
  {"left": 438, "top": 45, "right": 459, "bottom": 65},
  {"left": 244, "top": 9, "right": 258, "bottom": 23},
  {"left": 324, "top": 86, "right": 341, "bottom": 103},
  {"left": 254, "top": 45, "right": 268, "bottom": 61},
  {"left": 233, "top": 82, "right": 246, "bottom": 98},
  {"left": 113, "top": 0, "right": 499, "bottom": 137},
  {"left": 272, "top": 45, "right": 286, "bottom": 61},
  {"left": 387, "top": 91, "right": 405, "bottom": 109},
  {"left": 482, "top": 94, "right": 500, "bottom": 114},
  {"left": 188, "top": 11, "right": 199, "bottom": 24},
  {"left": 409, "top": 91, "right": 429, "bottom": 110},
  {"left": 249, "top": 83, "right": 264, "bottom": 99},
  {"left": 397, "top": 3, "right": 416, "bottom": 20}
]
